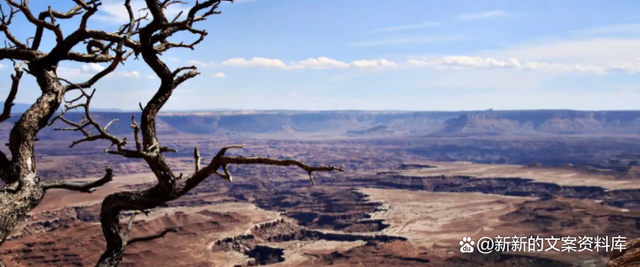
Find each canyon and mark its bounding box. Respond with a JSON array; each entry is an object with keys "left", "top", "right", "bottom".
[{"left": 0, "top": 109, "right": 640, "bottom": 266}]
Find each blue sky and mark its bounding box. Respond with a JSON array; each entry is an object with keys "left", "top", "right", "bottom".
[{"left": 1, "top": 0, "right": 640, "bottom": 111}]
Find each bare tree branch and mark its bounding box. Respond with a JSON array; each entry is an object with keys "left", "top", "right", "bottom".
[
  {"left": 0, "top": 3, "right": 26, "bottom": 49},
  {"left": 85, "top": 1, "right": 342, "bottom": 266},
  {"left": 63, "top": 51, "right": 118, "bottom": 63},
  {"left": 42, "top": 167, "right": 114, "bottom": 193},
  {"left": 124, "top": 212, "right": 137, "bottom": 237},
  {"left": 85, "top": 30, "right": 141, "bottom": 51},
  {"left": 217, "top": 156, "right": 343, "bottom": 185},
  {"left": 210, "top": 145, "right": 344, "bottom": 186},
  {"left": 0, "top": 0, "right": 148, "bottom": 259},
  {"left": 194, "top": 147, "right": 201, "bottom": 172},
  {"left": 175, "top": 145, "right": 343, "bottom": 196},
  {"left": 0, "top": 67, "right": 22, "bottom": 124},
  {"left": 130, "top": 115, "right": 142, "bottom": 152},
  {"left": 6, "top": 0, "right": 65, "bottom": 44},
  {"left": 0, "top": 47, "right": 45, "bottom": 61},
  {"left": 63, "top": 50, "right": 130, "bottom": 92},
  {"left": 31, "top": 3, "right": 85, "bottom": 50},
  {"left": 127, "top": 227, "right": 179, "bottom": 245},
  {"left": 48, "top": 86, "right": 147, "bottom": 160}
]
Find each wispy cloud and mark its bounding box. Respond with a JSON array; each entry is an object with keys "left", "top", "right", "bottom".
[
  {"left": 572, "top": 24, "right": 640, "bottom": 35},
  {"left": 222, "top": 57, "right": 287, "bottom": 69},
  {"left": 81, "top": 63, "right": 105, "bottom": 73},
  {"left": 209, "top": 57, "right": 400, "bottom": 70},
  {"left": 406, "top": 55, "right": 640, "bottom": 74},
  {"left": 213, "top": 72, "right": 226, "bottom": 78},
  {"left": 194, "top": 54, "right": 640, "bottom": 74},
  {"left": 350, "top": 59, "right": 398, "bottom": 69},
  {"left": 187, "top": 60, "right": 216, "bottom": 68},
  {"left": 290, "top": 57, "right": 350, "bottom": 69},
  {"left": 456, "top": 10, "right": 506, "bottom": 20},
  {"left": 349, "top": 35, "right": 467, "bottom": 47},
  {"left": 367, "top": 22, "right": 442, "bottom": 34},
  {"left": 480, "top": 38, "right": 640, "bottom": 64}
]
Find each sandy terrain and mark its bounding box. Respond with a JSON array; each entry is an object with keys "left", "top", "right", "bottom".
[
  {"left": 266, "top": 240, "right": 367, "bottom": 266},
  {"left": 400, "top": 161, "right": 640, "bottom": 190},
  {"left": 4, "top": 200, "right": 284, "bottom": 267},
  {"left": 360, "top": 189, "right": 536, "bottom": 250},
  {"left": 124, "top": 202, "right": 284, "bottom": 267}
]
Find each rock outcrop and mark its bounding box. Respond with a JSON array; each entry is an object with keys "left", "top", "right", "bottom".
[{"left": 609, "top": 237, "right": 640, "bottom": 267}]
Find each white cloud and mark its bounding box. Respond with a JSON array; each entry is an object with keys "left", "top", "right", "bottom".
[
  {"left": 57, "top": 67, "right": 87, "bottom": 79},
  {"left": 221, "top": 57, "right": 287, "bottom": 69},
  {"left": 368, "top": 22, "right": 441, "bottom": 34},
  {"left": 399, "top": 37, "right": 640, "bottom": 75},
  {"left": 81, "top": 63, "right": 105, "bottom": 74},
  {"left": 442, "top": 56, "right": 522, "bottom": 69},
  {"left": 217, "top": 57, "right": 400, "bottom": 70},
  {"left": 116, "top": 70, "right": 141, "bottom": 78},
  {"left": 0, "top": 63, "right": 6, "bottom": 70},
  {"left": 212, "top": 49, "right": 640, "bottom": 74},
  {"left": 187, "top": 60, "right": 216, "bottom": 68},
  {"left": 290, "top": 57, "right": 350, "bottom": 69},
  {"left": 406, "top": 56, "right": 617, "bottom": 74},
  {"left": 456, "top": 10, "right": 506, "bottom": 20},
  {"left": 479, "top": 38, "right": 640, "bottom": 66},
  {"left": 165, "top": 57, "right": 180, "bottom": 62},
  {"left": 350, "top": 59, "right": 398, "bottom": 69},
  {"left": 213, "top": 72, "right": 226, "bottom": 78}
]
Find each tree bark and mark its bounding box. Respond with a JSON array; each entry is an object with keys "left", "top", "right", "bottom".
[
  {"left": 0, "top": 1, "right": 140, "bottom": 263},
  {"left": 0, "top": 65, "right": 64, "bottom": 249},
  {"left": 95, "top": 189, "right": 168, "bottom": 267},
  {"left": 0, "top": 177, "right": 44, "bottom": 244}
]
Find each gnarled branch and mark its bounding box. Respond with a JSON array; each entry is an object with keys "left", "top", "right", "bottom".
[
  {"left": 63, "top": 49, "right": 131, "bottom": 92},
  {"left": 175, "top": 145, "right": 343, "bottom": 196},
  {"left": 42, "top": 167, "right": 114, "bottom": 193},
  {"left": 127, "top": 227, "right": 179, "bottom": 245},
  {"left": 0, "top": 0, "right": 151, "bottom": 261},
  {"left": 0, "top": 67, "right": 23, "bottom": 124},
  {"left": 31, "top": 3, "right": 85, "bottom": 50},
  {"left": 6, "top": 0, "right": 65, "bottom": 44},
  {"left": 0, "top": 3, "right": 26, "bottom": 49},
  {"left": 92, "top": 1, "right": 342, "bottom": 266},
  {"left": 194, "top": 147, "right": 201, "bottom": 172},
  {"left": 48, "top": 86, "right": 146, "bottom": 159},
  {"left": 210, "top": 145, "right": 344, "bottom": 186}
]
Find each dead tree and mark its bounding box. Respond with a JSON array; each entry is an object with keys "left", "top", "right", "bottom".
[
  {"left": 45, "top": 1, "right": 343, "bottom": 266},
  {"left": 0, "top": 1, "right": 143, "bottom": 265}
]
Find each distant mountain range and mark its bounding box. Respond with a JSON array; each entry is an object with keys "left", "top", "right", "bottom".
[
  {"left": 2, "top": 101, "right": 640, "bottom": 138},
  {"left": 152, "top": 109, "right": 640, "bottom": 136}
]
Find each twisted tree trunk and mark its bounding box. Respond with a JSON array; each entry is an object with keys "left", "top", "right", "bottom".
[
  {"left": 0, "top": 177, "right": 44, "bottom": 244},
  {"left": 0, "top": 0, "right": 147, "bottom": 264},
  {"left": 0, "top": 65, "right": 63, "bottom": 247}
]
